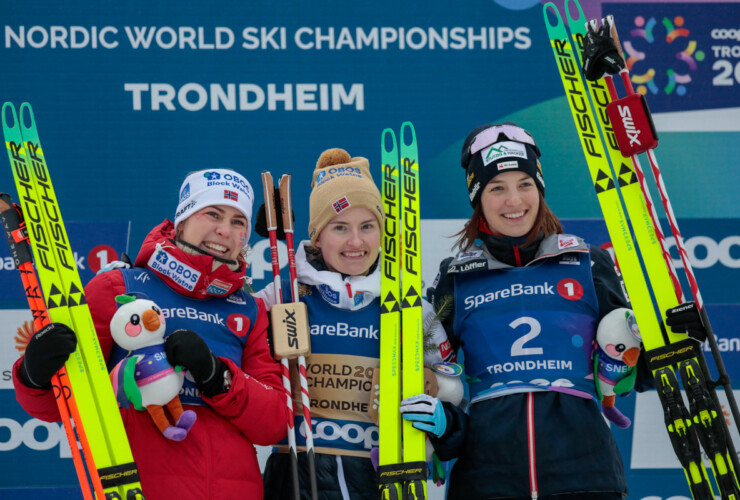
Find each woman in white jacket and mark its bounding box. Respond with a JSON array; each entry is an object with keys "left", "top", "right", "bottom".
[{"left": 257, "top": 148, "right": 453, "bottom": 500}]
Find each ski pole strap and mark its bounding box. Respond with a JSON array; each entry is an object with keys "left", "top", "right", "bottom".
[
  {"left": 97, "top": 462, "right": 141, "bottom": 490},
  {"left": 645, "top": 339, "right": 702, "bottom": 371},
  {"left": 377, "top": 461, "right": 428, "bottom": 490},
  {"left": 0, "top": 193, "right": 33, "bottom": 265}
]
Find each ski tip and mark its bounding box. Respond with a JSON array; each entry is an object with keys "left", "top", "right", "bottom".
[
  {"left": 2, "top": 102, "right": 18, "bottom": 130},
  {"left": 542, "top": 3, "right": 564, "bottom": 30},
  {"left": 400, "top": 122, "right": 416, "bottom": 147},
  {"left": 564, "top": 0, "right": 586, "bottom": 27},
  {"left": 381, "top": 128, "right": 397, "bottom": 154},
  {"left": 18, "top": 103, "right": 36, "bottom": 135}
]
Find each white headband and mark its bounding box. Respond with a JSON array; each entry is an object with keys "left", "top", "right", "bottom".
[{"left": 174, "top": 169, "right": 254, "bottom": 247}]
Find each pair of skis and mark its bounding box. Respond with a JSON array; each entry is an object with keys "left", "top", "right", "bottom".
[
  {"left": 543, "top": 2, "right": 740, "bottom": 498},
  {"left": 2, "top": 102, "right": 144, "bottom": 499},
  {"left": 377, "top": 122, "right": 428, "bottom": 499},
  {"left": 260, "top": 171, "right": 318, "bottom": 500}
]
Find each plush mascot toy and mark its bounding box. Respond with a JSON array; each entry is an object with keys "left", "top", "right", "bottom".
[
  {"left": 109, "top": 294, "right": 196, "bottom": 441},
  {"left": 593, "top": 307, "right": 642, "bottom": 429}
]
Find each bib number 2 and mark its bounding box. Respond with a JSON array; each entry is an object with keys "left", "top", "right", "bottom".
[{"left": 509, "top": 316, "right": 543, "bottom": 356}]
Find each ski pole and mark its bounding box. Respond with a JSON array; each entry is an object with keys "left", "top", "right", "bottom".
[
  {"left": 0, "top": 194, "right": 103, "bottom": 500},
  {"left": 277, "top": 174, "right": 318, "bottom": 500},
  {"left": 260, "top": 171, "right": 301, "bottom": 500},
  {"left": 596, "top": 15, "right": 740, "bottom": 487}
]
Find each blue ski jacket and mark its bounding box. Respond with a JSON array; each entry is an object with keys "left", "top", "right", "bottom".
[{"left": 427, "top": 232, "right": 634, "bottom": 499}]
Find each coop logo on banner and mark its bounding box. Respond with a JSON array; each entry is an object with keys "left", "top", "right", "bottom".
[
  {"left": 0, "top": 417, "right": 74, "bottom": 459},
  {"left": 665, "top": 234, "right": 740, "bottom": 269},
  {"left": 561, "top": 218, "right": 740, "bottom": 304}
]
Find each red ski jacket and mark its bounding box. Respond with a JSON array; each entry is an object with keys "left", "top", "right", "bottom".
[{"left": 14, "top": 220, "right": 290, "bottom": 500}]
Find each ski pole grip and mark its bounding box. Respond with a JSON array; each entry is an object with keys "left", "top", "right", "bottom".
[
  {"left": 270, "top": 302, "right": 311, "bottom": 359},
  {"left": 261, "top": 171, "right": 278, "bottom": 231},
  {"left": 0, "top": 193, "right": 33, "bottom": 266},
  {"left": 278, "top": 174, "right": 294, "bottom": 233}
]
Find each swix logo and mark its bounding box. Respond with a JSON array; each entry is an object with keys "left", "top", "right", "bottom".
[
  {"left": 464, "top": 282, "right": 555, "bottom": 310},
  {"left": 309, "top": 420, "right": 378, "bottom": 449},
  {"left": 281, "top": 307, "right": 300, "bottom": 348},
  {"left": 618, "top": 105, "right": 641, "bottom": 147}
]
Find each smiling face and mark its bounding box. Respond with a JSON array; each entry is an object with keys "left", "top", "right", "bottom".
[
  {"left": 315, "top": 206, "right": 380, "bottom": 276},
  {"left": 177, "top": 205, "right": 248, "bottom": 261},
  {"left": 480, "top": 171, "right": 540, "bottom": 238}
]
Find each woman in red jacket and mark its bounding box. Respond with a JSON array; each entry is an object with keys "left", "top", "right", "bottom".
[{"left": 13, "top": 168, "right": 290, "bottom": 500}]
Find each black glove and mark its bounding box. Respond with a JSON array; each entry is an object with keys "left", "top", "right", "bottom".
[
  {"left": 582, "top": 18, "right": 625, "bottom": 81},
  {"left": 20, "top": 323, "right": 77, "bottom": 389},
  {"left": 254, "top": 188, "right": 293, "bottom": 240},
  {"left": 165, "top": 329, "right": 229, "bottom": 397},
  {"left": 665, "top": 301, "right": 707, "bottom": 343}
]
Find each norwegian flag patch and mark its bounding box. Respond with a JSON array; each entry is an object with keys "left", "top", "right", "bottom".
[
  {"left": 332, "top": 196, "right": 351, "bottom": 214},
  {"left": 224, "top": 190, "right": 238, "bottom": 201}
]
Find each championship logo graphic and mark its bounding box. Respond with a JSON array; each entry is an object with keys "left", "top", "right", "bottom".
[{"left": 624, "top": 15, "right": 705, "bottom": 96}]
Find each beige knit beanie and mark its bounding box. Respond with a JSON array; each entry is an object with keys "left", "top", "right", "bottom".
[{"left": 308, "top": 148, "right": 384, "bottom": 246}]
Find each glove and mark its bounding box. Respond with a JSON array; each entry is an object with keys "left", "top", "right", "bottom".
[
  {"left": 665, "top": 301, "right": 707, "bottom": 342},
  {"left": 96, "top": 253, "right": 132, "bottom": 275},
  {"left": 400, "top": 394, "right": 448, "bottom": 438},
  {"left": 165, "top": 329, "right": 229, "bottom": 397},
  {"left": 20, "top": 323, "right": 77, "bottom": 389},
  {"left": 582, "top": 18, "right": 625, "bottom": 81},
  {"left": 254, "top": 188, "right": 293, "bottom": 240}
]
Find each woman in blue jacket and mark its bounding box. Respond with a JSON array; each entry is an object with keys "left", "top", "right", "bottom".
[{"left": 401, "top": 123, "right": 634, "bottom": 499}]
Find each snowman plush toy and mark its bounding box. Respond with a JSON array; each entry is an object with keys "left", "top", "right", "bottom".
[
  {"left": 109, "top": 294, "right": 197, "bottom": 441},
  {"left": 593, "top": 307, "right": 643, "bottom": 429}
]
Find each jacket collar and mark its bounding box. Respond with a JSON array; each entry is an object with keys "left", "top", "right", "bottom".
[
  {"left": 295, "top": 240, "right": 380, "bottom": 310},
  {"left": 134, "top": 219, "right": 248, "bottom": 299}
]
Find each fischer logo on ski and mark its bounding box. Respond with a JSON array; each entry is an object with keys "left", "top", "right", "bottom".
[{"left": 378, "top": 122, "right": 428, "bottom": 500}]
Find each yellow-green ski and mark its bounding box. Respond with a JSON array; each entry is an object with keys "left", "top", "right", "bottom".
[
  {"left": 377, "top": 122, "right": 427, "bottom": 500},
  {"left": 378, "top": 127, "right": 403, "bottom": 500},
  {"left": 3, "top": 102, "right": 144, "bottom": 500},
  {"left": 543, "top": 2, "right": 728, "bottom": 498}
]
